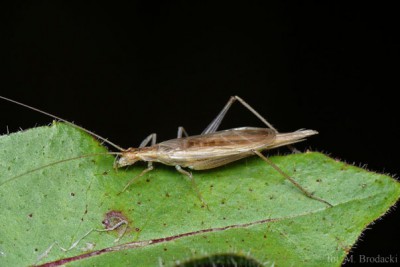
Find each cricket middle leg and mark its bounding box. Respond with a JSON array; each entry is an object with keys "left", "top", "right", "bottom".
[{"left": 175, "top": 165, "right": 208, "bottom": 208}]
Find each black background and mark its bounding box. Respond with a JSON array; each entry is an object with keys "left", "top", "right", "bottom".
[{"left": 1, "top": 1, "right": 398, "bottom": 266}]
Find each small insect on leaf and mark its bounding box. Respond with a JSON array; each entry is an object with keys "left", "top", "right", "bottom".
[
  {"left": 0, "top": 95, "right": 329, "bottom": 206},
  {"left": 0, "top": 96, "right": 399, "bottom": 267}
]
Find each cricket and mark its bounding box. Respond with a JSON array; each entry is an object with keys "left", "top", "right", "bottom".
[{"left": 0, "top": 95, "right": 332, "bottom": 207}]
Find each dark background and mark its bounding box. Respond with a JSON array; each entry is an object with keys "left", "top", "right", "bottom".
[{"left": 1, "top": 1, "right": 398, "bottom": 265}]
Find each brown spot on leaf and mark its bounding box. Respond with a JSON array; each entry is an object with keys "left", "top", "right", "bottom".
[{"left": 102, "top": 211, "right": 129, "bottom": 232}]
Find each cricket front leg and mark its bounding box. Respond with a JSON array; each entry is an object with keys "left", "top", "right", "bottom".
[
  {"left": 139, "top": 133, "right": 157, "bottom": 148},
  {"left": 119, "top": 162, "right": 154, "bottom": 194},
  {"left": 118, "top": 133, "right": 157, "bottom": 193}
]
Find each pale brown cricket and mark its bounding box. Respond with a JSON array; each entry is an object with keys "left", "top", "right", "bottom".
[{"left": 0, "top": 95, "right": 332, "bottom": 207}]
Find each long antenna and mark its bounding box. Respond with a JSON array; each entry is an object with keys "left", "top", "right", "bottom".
[
  {"left": 0, "top": 96, "right": 125, "bottom": 151},
  {"left": 0, "top": 152, "right": 122, "bottom": 187}
]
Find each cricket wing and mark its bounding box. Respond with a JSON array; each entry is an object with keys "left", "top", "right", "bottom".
[
  {"left": 158, "top": 127, "right": 276, "bottom": 161},
  {"left": 186, "top": 152, "right": 253, "bottom": 170}
]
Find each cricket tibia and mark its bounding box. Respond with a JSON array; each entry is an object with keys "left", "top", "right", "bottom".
[{"left": 269, "top": 129, "right": 318, "bottom": 149}]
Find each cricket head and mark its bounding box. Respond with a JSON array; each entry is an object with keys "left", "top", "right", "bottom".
[{"left": 114, "top": 148, "right": 141, "bottom": 168}]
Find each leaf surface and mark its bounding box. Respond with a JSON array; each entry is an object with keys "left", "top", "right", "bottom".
[{"left": 0, "top": 123, "right": 399, "bottom": 266}]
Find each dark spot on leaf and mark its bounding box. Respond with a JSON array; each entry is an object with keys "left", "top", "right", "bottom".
[
  {"left": 146, "top": 178, "right": 150, "bottom": 182},
  {"left": 135, "top": 227, "right": 140, "bottom": 232},
  {"left": 263, "top": 234, "right": 267, "bottom": 239},
  {"left": 221, "top": 198, "right": 226, "bottom": 204},
  {"left": 316, "top": 179, "right": 321, "bottom": 183},
  {"left": 165, "top": 192, "right": 170, "bottom": 197},
  {"left": 163, "top": 247, "right": 167, "bottom": 251},
  {"left": 163, "top": 223, "right": 167, "bottom": 226},
  {"left": 223, "top": 217, "right": 226, "bottom": 220},
  {"left": 102, "top": 171, "right": 108, "bottom": 175},
  {"left": 35, "top": 248, "right": 38, "bottom": 252},
  {"left": 137, "top": 201, "right": 141, "bottom": 205},
  {"left": 249, "top": 188, "right": 253, "bottom": 192},
  {"left": 28, "top": 213, "right": 33, "bottom": 218},
  {"left": 70, "top": 192, "right": 75, "bottom": 196}
]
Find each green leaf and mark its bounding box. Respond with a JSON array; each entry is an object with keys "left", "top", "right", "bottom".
[{"left": 0, "top": 123, "right": 399, "bottom": 267}]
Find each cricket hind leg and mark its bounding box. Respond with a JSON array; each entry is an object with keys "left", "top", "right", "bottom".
[
  {"left": 175, "top": 165, "right": 208, "bottom": 208},
  {"left": 252, "top": 150, "right": 333, "bottom": 207},
  {"left": 202, "top": 96, "right": 300, "bottom": 153},
  {"left": 118, "top": 133, "right": 157, "bottom": 194},
  {"left": 202, "top": 96, "right": 278, "bottom": 135}
]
